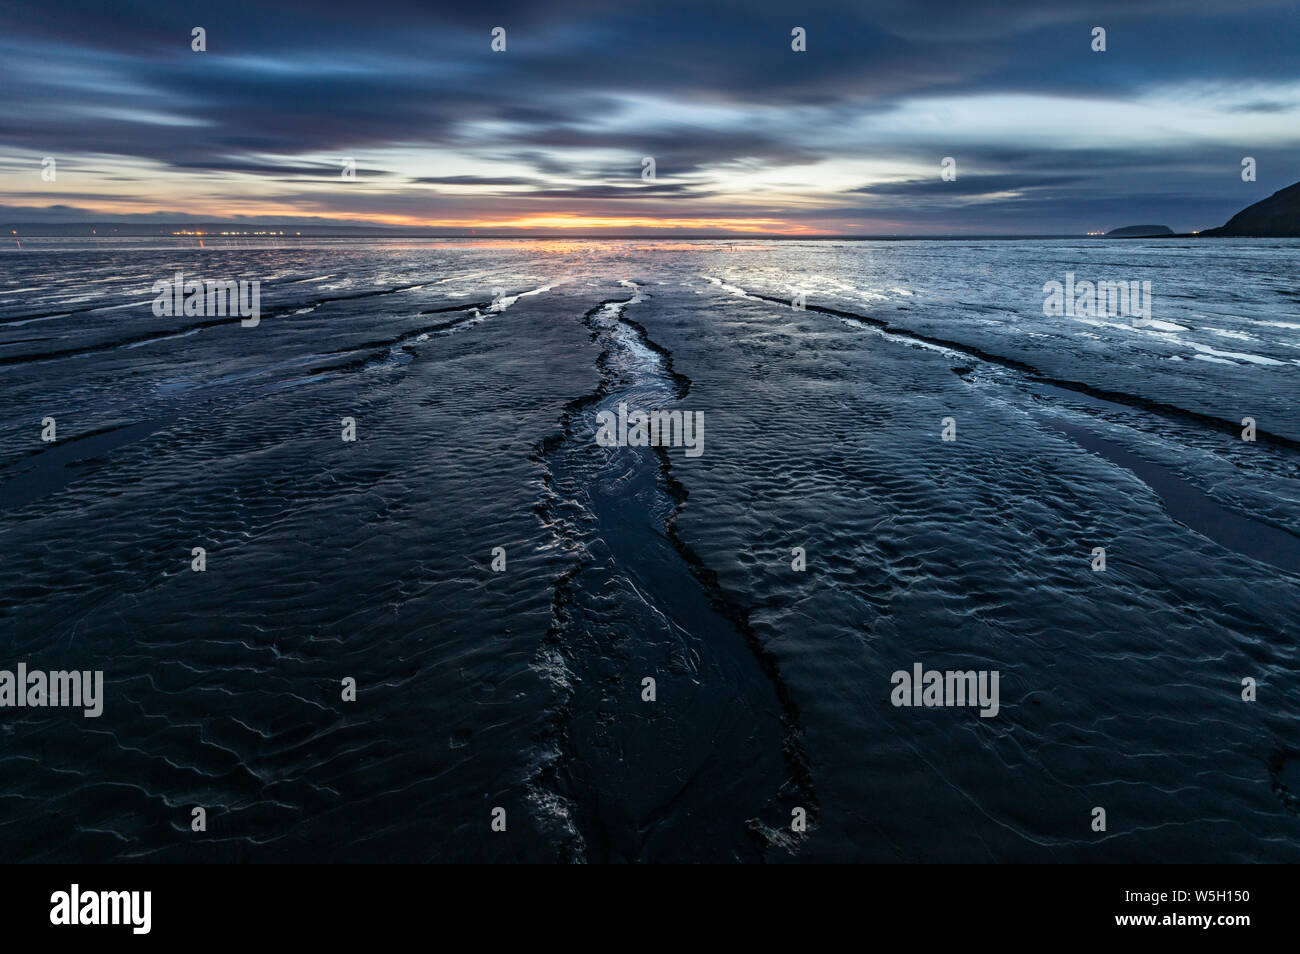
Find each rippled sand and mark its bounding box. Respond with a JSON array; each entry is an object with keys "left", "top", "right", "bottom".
[{"left": 1, "top": 238, "right": 1297, "bottom": 861}]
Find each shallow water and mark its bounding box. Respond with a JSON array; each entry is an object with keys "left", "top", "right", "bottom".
[{"left": 0, "top": 237, "right": 1297, "bottom": 861}]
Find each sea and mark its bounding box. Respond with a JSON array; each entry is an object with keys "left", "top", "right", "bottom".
[{"left": 1, "top": 236, "right": 1297, "bottom": 862}]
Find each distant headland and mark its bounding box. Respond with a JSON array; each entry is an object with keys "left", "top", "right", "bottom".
[
  {"left": 1105, "top": 225, "right": 1174, "bottom": 237},
  {"left": 1200, "top": 180, "right": 1300, "bottom": 237},
  {"left": 1098, "top": 180, "right": 1300, "bottom": 238}
]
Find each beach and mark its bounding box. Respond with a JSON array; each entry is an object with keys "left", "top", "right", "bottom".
[{"left": 1, "top": 236, "right": 1298, "bottom": 861}]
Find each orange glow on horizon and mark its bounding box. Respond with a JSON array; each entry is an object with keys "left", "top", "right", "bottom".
[
  {"left": 0, "top": 200, "right": 829, "bottom": 234},
  {"left": 462, "top": 213, "right": 815, "bottom": 233}
]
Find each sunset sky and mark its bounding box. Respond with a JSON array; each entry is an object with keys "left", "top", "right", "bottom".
[{"left": 2, "top": 0, "right": 1298, "bottom": 235}]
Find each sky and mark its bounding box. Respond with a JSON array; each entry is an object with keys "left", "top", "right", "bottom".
[{"left": 1, "top": 0, "right": 1298, "bottom": 235}]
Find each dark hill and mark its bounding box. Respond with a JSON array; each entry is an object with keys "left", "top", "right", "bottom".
[
  {"left": 1105, "top": 224, "right": 1173, "bottom": 237},
  {"left": 1202, "top": 181, "right": 1300, "bottom": 237}
]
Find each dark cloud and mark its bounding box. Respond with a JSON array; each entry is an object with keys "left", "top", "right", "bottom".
[
  {"left": 522, "top": 184, "right": 714, "bottom": 199},
  {"left": 0, "top": 0, "right": 1297, "bottom": 232},
  {"left": 848, "top": 174, "right": 1092, "bottom": 197},
  {"left": 171, "top": 159, "right": 400, "bottom": 177},
  {"left": 412, "top": 176, "right": 539, "bottom": 186}
]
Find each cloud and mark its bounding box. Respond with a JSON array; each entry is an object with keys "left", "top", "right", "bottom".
[
  {"left": 0, "top": 0, "right": 1297, "bottom": 232},
  {"left": 413, "top": 175, "right": 540, "bottom": 186},
  {"left": 848, "top": 174, "right": 1091, "bottom": 197}
]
